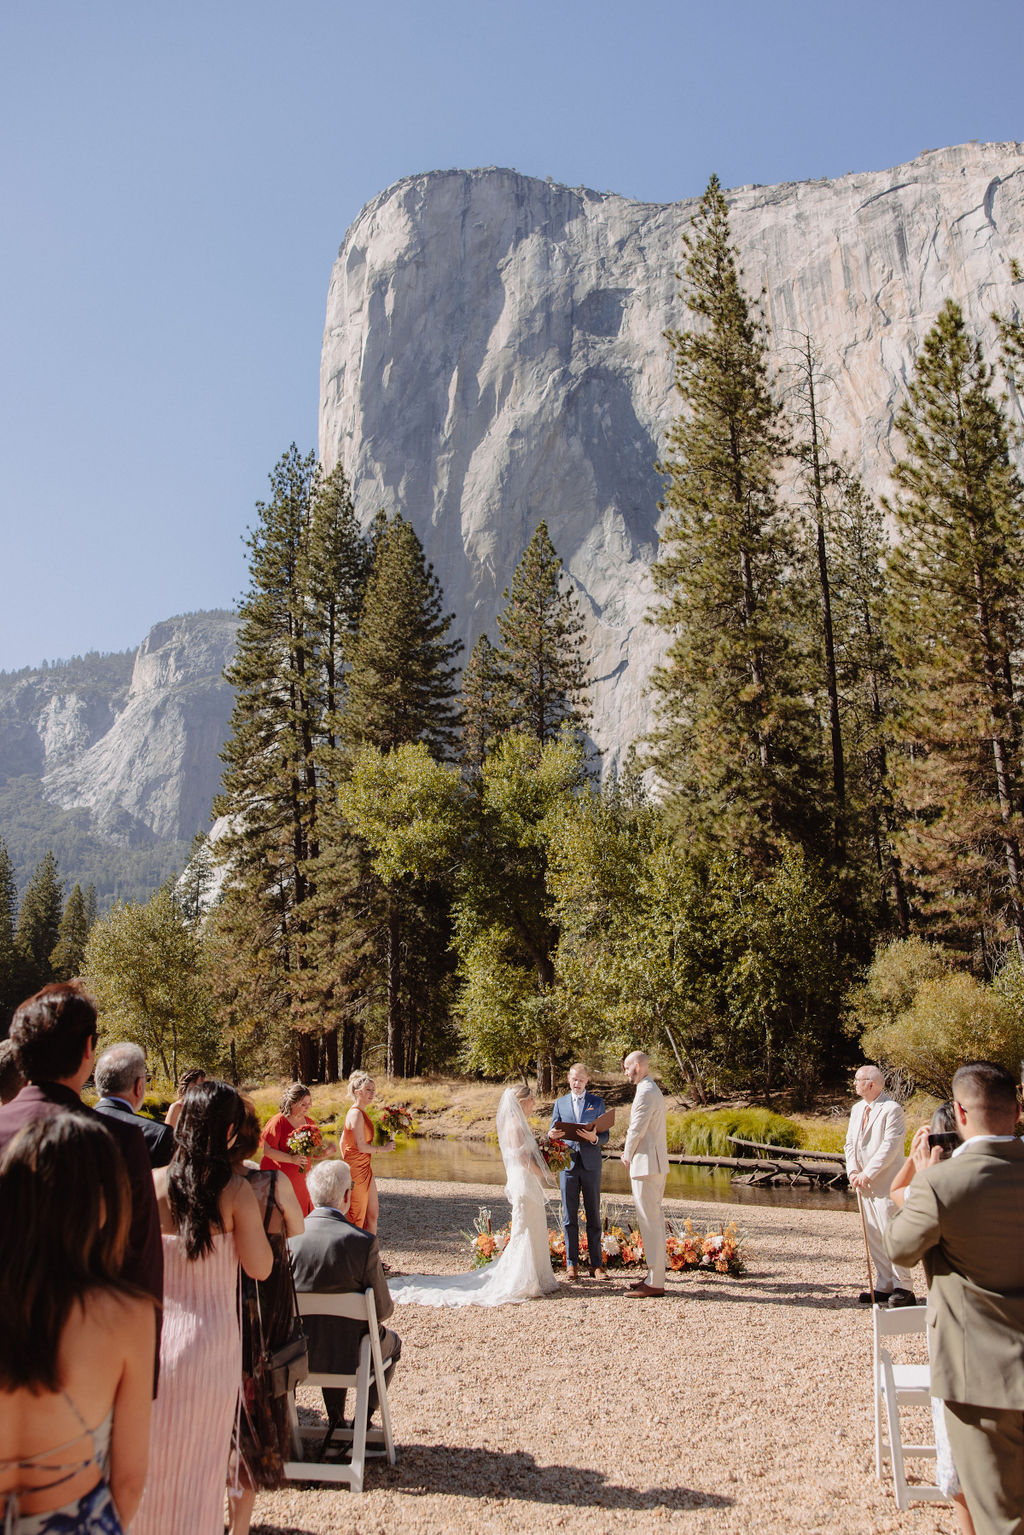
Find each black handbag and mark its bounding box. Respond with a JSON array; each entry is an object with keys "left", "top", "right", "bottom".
[{"left": 257, "top": 1172, "right": 309, "bottom": 1397}]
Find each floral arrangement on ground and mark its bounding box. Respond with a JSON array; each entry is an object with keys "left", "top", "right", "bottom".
[{"left": 464, "top": 1204, "right": 746, "bottom": 1276}]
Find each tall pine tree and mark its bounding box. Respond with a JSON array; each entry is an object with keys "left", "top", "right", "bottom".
[
  {"left": 15, "top": 851, "right": 63, "bottom": 996},
  {"left": 648, "top": 175, "right": 823, "bottom": 868},
  {"left": 0, "top": 839, "right": 19, "bottom": 1025},
  {"left": 214, "top": 447, "right": 370, "bottom": 1079},
  {"left": 493, "top": 522, "right": 589, "bottom": 747},
  {"left": 341, "top": 514, "right": 462, "bottom": 1075},
  {"left": 886, "top": 302, "right": 1024, "bottom": 961},
  {"left": 49, "top": 883, "right": 90, "bottom": 981}
]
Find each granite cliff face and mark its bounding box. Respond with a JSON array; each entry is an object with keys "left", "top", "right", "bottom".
[
  {"left": 41, "top": 613, "right": 239, "bottom": 845},
  {"left": 319, "top": 142, "right": 1024, "bottom": 765}
]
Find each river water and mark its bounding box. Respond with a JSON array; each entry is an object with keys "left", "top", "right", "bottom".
[{"left": 375, "top": 1137, "right": 853, "bottom": 1212}]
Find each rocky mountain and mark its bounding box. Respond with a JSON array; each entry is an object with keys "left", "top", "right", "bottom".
[
  {"left": 319, "top": 140, "right": 1024, "bottom": 766},
  {"left": 0, "top": 612, "right": 239, "bottom": 900}
]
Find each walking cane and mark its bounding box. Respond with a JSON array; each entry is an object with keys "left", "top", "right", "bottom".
[{"left": 855, "top": 1189, "right": 875, "bottom": 1305}]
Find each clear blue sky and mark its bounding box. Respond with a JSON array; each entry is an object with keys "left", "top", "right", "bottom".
[{"left": 2, "top": 0, "right": 1021, "bottom": 671}]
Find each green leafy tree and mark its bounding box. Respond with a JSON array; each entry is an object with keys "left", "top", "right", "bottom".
[
  {"left": 885, "top": 302, "right": 1024, "bottom": 960},
  {"left": 84, "top": 884, "right": 218, "bottom": 1082},
  {"left": 14, "top": 851, "right": 63, "bottom": 995},
  {"left": 49, "top": 883, "right": 90, "bottom": 982},
  {"left": 454, "top": 731, "right": 586, "bottom": 1090},
  {"left": 648, "top": 175, "right": 824, "bottom": 867},
  {"left": 338, "top": 743, "right": 465, "bottom": 1076},
  {"left": 494, "top": 522, "right": 589, "bottom": 746}
]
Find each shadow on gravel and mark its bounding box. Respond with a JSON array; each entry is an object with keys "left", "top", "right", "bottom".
[{"left": 265, "top": 1444, "right": 733, "bottom": 1512}]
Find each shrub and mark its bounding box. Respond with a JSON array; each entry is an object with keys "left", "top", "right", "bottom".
[
  {"left": 861, "top": 970, "right": 1024, "bottom": 1099},
  {"left": 667, "top": 1107, "right": 801, "bottom": 1156}
]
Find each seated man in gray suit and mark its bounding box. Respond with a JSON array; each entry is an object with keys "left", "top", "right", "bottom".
[
  {"left": 288, "top": 1158, "right": 400, "bottom": 1436},
  {"left": 885, "top": 1061, "right": 1024, "bottom": 1535},
  {"left": 95, "top": 1042, "right": 175, "bottom": 1168}
]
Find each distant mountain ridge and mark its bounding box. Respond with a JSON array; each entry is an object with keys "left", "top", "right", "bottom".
[{"left": 0, "top": 611, "right": 239, "bottom": 902}]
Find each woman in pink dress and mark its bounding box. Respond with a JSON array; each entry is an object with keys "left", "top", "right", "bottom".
[{"left": 133, "top": 1081, "right": 273, "bottom": 1535}]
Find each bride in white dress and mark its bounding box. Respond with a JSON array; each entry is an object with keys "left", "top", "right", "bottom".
[{"left": 389, "top": 1085, "right": 560, "bottom": 1307}]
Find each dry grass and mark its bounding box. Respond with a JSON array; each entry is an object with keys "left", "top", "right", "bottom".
[{"left": 247, "top": 1177, "right": 956, "bottom": 1535}]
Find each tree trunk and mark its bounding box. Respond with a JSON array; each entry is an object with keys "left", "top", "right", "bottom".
[
  {"left": 323, "top": 1026, "right": 339, "bottom": 1083},
  {"left": 386, "top": 901, "right": 402, "bottom": 1080}
]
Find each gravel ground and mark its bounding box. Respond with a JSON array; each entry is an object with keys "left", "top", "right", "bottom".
[{"left": 249, "top": 1177, "right": 955, "bottom": 1535}]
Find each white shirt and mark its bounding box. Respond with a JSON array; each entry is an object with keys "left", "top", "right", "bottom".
[
  {"left": 952, "top": 1134, "right": 1018, "bottom": 1156},
  {"left": 571, "top": 1093, "right": 586, "bottom": 1119}
]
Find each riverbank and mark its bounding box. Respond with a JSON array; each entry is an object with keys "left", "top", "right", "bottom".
[
  {"left": 249, "top": 1179, "right": 951, "bottom": 1535},
  {"left": 246, "top": 1076, "right": 859, "bottom": 1156}
]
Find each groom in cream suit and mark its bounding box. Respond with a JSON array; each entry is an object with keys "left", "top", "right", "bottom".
[
  {"left": 621, "top": 1052, "right": 669, "bottom": 1297},
  {"left": 844, "top": 1064, "right": 915, "bottom": 1306}
]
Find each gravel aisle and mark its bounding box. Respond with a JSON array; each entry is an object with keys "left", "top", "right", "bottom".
[{"left": 250, "top": 1178, "right": 955, "bottom": 1535}]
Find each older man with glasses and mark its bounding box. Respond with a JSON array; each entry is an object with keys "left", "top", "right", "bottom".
[{"left": 845, "top": 1063, "right": 916, "bottom": 1307}]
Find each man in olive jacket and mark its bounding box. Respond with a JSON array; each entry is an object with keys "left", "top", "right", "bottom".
[{"left": 885, "top": 1061, "right": 1024, "bottom": 1535}]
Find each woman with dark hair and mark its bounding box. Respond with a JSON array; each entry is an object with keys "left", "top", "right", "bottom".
[
  {"left": 132, "top": 1081, "right": 272, "bottom": 1535},
  {"left": 163, "top": 1068, "right": 206, "bottom": 1131},
  {"left": 226, "top": 1100, "right": 304, "bottom": 1535},
  {"left": 259, "top": 1082, "right": 327, "bottom": 1217},
  {"left": 0, "top": 1114, "right": 155, "bottom": 1532}
]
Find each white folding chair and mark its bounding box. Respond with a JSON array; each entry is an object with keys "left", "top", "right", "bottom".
[
  {"left": 872, "top": 1303, "right": 943, "bottom": 1510},
  {"left": 282, "top": 1286, "right": 397, "bottom": 1494}
]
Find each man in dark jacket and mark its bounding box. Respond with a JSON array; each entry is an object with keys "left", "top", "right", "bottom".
[
  {"left": 95, "top": 1042, "right": 175, "bottom": 1168},
  {"left": 288, "top": 1158, "right": 400, "bottom": 1434},
  {"left": 0, "top": 983, "right": 163, "bottom": 1311}
]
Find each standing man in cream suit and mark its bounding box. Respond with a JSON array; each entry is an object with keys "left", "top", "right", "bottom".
[
  {"left": 885, "top": 1061, "right": 1024, "bottom": 1535},
  {"left": 845, "top": 1064, "right": 915, "bottom": 1306},
  {"left": 620, "top": 1052, "right": 669, "bottom": 1298}
]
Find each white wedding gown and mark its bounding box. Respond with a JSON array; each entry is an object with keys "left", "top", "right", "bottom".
[{"left": 389, "top": 1094, "right": 560, "bottom": 1308}]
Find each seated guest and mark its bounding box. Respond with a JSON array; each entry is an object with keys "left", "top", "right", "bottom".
[
  {"left": 164, "top": 1068, "right": 206, "bottom": 1131},
  {"left": 0, "top": 1114, "right": 156, "bottom": 1532},
  {"left": 287, "top": 1159, "right": 400, "bottom": 1439},
  {"left": 886, "top": 1061, "right": 1024, "bottom": 1535},
  {"left": 0, "top": 984, "right": 162, "bottom": 1310},
  {"left": 95, "top": 1043, "right": 175, "bottom": 1168},
  {"left": 0, "top": 1039, "right": 24, "bottom": 1104}
]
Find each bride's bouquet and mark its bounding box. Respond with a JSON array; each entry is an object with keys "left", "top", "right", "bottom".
[
  {"left": 537, "top": 1133, "right": 573, "bottom": 1176},
  {"left": 287, "top": 1124, "right": 324, "bottom": 1161},
  {"left": 374, "top": 1103, "right": 412, "bottom": 1143}
]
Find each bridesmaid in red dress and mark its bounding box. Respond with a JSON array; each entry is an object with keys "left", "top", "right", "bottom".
[
  {"left": 259, "top": 1083, "right": 325, "bottom": 1218},
  {"left": 341, "top": 1072, "right": 393, "bottom": 1233}
]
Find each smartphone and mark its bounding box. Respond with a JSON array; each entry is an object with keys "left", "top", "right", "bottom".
[{"left": 927, "top": 1131, "right": 960, "bottom": 1152}]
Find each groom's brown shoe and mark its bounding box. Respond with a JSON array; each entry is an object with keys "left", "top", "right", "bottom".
[
  {"left": 566, "top": 1263, "right": 579, "bottom": 1280},
  {"left": 625, "top": 1282, "right": 666, "bottom": 1297},
  {"left": 590, "top": 1265, "right": 608, "bottom": 1279}
]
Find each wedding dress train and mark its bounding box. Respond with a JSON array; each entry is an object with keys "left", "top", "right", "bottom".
[{"left": 389, "top": 1092, "right": 559, "bottom": 1308}]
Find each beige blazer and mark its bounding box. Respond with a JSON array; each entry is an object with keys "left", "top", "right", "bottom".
[
  {"left": 623, "top": 1076, "right": 669, "bottom": 1179},
  {"left": 885, "top": 1138, "right": 1024, "bottom": 1409},
  {"left": 844, "top": 1093, "right": 905, "bottom": 1197}
]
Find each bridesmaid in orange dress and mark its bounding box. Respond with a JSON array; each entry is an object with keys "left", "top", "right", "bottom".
[
  {"left": 341, "top": 1072, "right": 393, "bottom": 1233},
  {"left": 259, "top": 1083, "right": 326, "bottom": 1217}
]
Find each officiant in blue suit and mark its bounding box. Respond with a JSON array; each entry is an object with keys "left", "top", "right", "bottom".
[{"left": 550, "top": 1063, "right": 610, "bottom": 1280}]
